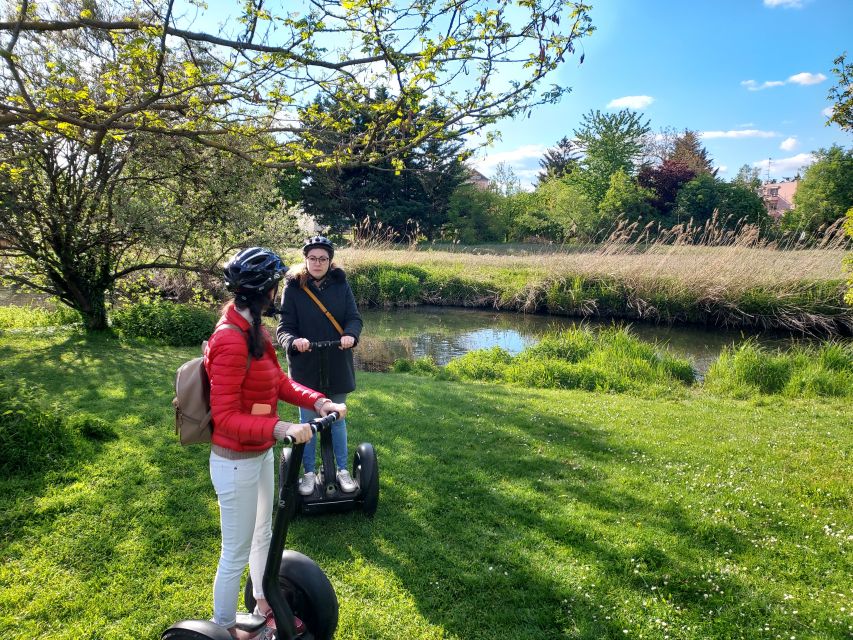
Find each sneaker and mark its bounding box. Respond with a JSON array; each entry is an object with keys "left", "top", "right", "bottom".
[
  {"left": 298, "top": 472, "right": 316, "bottom": 496},
  {"left": 336, "top": 468, "right": 358, "bottom": 493}
]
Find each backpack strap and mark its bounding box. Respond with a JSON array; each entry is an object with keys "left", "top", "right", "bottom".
[
  {"left": 301, "top": 284, "right": 344, "bottom": 335},
  {"left": 212, "top": 323, "right": 251, "bottom": 370}
]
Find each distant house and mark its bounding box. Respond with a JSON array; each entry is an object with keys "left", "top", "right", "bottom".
[
  {"left": 761, "top": 180, "right": 798, "bottom": 220},
  {"left": 465, "top": 167, "right": 491, "bottom": 191}
]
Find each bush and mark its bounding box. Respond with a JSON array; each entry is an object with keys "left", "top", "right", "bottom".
[
  {"left": 377, "top": 269, "right": 421, "bottom": 305},
  {"left": 392, "top": 356, "right": 444, "bottom": 377},
  {"left": 0, "top": 378, "right": 115, "bottom": 476},
  {"left": 0, "top": 304, "right": 82, "bottom": 328},
  {"left": 111, "top": 301, "right": 216, "bottom": 346},
  {"left": 704, "top": 341, "right": 853, "bottom": 398},
  {"left": 445, "top": 347, "right": 513, "bottom": 381}
]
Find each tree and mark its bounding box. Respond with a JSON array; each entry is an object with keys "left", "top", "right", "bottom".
[
  {"left": 572, "top": 109, "right": 651, "bottom": 207},
  {"left": 489, "top": 162, "right": 522, "bottom": 197},
  {"left": 300, "top": 91, "right": 469, "bottom": 238},
  {"left": 444, "top": 184, "right": 505, "bottom": 244},
  {"left": 1, "top": 0, "right": 594, "bottom": 168},
  {"left": 637, "top": 160, "right": 697, "bottom": 222},
  {"left": 0, "top": 130, "right": 286, "bottom": 329},
  {"left": 598, "top": 169, "right": 655, "bottom": 230},
  {"left": 784, "top": 145, "right": 853, "bottom": 234},
  {"left": 669, "top": 130, "right": 716, "bottom": 176},
  {"left": 674, "top": 174, "right": 767, "bottom": 230},
  {"left": 827, "top": 52, "right": 853, "bottom": 132},
  {"left": 537, "top": 136, "right": 581, "bottom": 185},
  {"left": 1, "top": 0, "right": 594, "bottom": 327}
]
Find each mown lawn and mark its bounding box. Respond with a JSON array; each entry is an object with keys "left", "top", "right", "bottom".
[{"left": 0, "top": 329, "right": 851, "bottom": 639}]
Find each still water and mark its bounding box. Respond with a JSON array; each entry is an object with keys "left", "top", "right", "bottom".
[{"left": 353, "top": 305, "right": 844, "bottom": 377}]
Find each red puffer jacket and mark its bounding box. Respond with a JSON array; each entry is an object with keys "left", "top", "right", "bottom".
[{"left": 204, "top": 303, "right": 323, "bottom": 452}]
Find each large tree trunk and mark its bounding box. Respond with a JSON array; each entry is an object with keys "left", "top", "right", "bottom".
[{"left": 80, "top": 292, "right": 109, "bottom": 331}]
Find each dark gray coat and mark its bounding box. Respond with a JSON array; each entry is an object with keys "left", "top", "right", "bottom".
[{"left": 276, "top": 268, "right": 363, "bottom": 395}]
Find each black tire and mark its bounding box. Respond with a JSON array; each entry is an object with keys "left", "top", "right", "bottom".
[
  {"left": 161, "top": 620, "right": 233, "bottom": 640},
  {"left": 244, "top": 551, "right": 339, "bottom": 640},
  {"left": 353, "top": 443, "right": 379, "bottom": 517}
]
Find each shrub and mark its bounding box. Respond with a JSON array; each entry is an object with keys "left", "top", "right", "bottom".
[
  {"left": 0, "top": 304, "right": 82, "bottom": 328},
  {"left": 377, "top": 269, "right": 421, "bottom": 305},
  {"left": 392, "top": 356, "right": 445, "bottom": 378},
  {"left": 445, "top": 347, "right": 513, "bottom": 381},
  {"left": 0, "top": 378, "right": 115, "bottom": 476},
  {"left": 705, "top": 341, "right": 853, "bottom": 398},
  {"left": 111, "top": 301, "right": 216, "bottom": 346}
]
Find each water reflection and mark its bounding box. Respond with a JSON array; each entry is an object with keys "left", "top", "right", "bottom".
[{"left": 353, "top": 306, "right": 847, "bottom": 377}]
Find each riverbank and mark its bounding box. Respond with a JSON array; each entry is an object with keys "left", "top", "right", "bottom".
[
  {"left": 335, "top": 245, "right": 852, "bottom": 335},
  {"left": 1, "top": 330, "right": 850, "bottom": 639}
]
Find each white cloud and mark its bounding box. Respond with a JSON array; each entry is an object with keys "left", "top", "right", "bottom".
[
  {"left": 741, "top": 79, "right": 785, "bottom": 91},
  {"left": 753, "top": 153, "right": 816, "bottom": 176},
  {"left": 741, "top": 72, "right": 826, "bottom": 91},
  {"left": 779, "top": 137, "right": 797, "bottom": 151},
  {"left": 822, "top": 106, "right": 834, "bottom": 118},
  {"left": 787, "top": 72, "right": 827, "bottom": 85},
  {"left": 700, "top": 129, "right": 778, "bottom": 139},
  {"left": 716, "top": 165, "right": 728, "bottom": 174},
  {"left": 763, "top": 0, "right": 805, "bottom": 7},
  {"left": 473, "top": 144, "right": 548, "bottom": 190},
  {"left": 606, "top": 95, "right": 655, "bottom": 109}
]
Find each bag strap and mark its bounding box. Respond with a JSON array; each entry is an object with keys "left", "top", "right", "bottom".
[
  {"left": 214, "top": 323, "right": 251, "bottom": 370},
  {"left": 301, "top": 284, "right": 344, "bottom": 335}
]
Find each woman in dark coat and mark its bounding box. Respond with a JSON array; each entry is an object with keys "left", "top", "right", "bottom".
[{"left": 277, "top": 236, "right": 363, "bottom": 496}]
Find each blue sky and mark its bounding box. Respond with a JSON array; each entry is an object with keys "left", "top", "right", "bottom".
[{"left": 471, "top": 0, "right": 853, "bottom": 188}]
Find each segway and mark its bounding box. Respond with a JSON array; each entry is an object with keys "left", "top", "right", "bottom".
[
  {"left": 162, "top": 413, "right": 341, "bottom": 640},
  {"left": 289, "top": 340, "right": 379, "bottom": 518}
]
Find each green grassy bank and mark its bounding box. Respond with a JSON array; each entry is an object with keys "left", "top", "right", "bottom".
[
  {"left": 0, "top": 329, "right": 851, "bottom": 639},
  {"left": 337, "top": 246, "right": 852, "bottom": 334}
]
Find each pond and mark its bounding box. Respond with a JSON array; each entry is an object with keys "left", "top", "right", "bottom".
[{"left": 353, "top": 305, "right": 847, "bottom": 378}]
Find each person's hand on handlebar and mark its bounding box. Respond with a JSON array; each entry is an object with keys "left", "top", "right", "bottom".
[
  {"left": 340, "top": 335, "right": 355, "bottom": 349},
  {"left": 318, "top": 401, "right": 346, "bottom": 419},
  {"left": 274, "top": 421, "right": 314, "bottom": 444},
  {"left": 293, "top": 338, "right": 311, "bottom": 353}
]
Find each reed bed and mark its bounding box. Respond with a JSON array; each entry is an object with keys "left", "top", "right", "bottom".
[{"left": 337, "top": 220, "right": 851, "bottom": 334}]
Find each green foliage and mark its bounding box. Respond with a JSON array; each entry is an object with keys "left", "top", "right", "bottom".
[
  {"left": 827, "top": 52, "right": 852, "bottom": 132},
  {"left": 377, "top": 270, "right": 421, "bottom": 305},
  {"left": 391, "top": 356, "right": 446, "bottom": 379},
  {"left": 446, "top": 346, "right": 514, "bottom": 381},
  {"left": 111, "top": 301, "right": 216, "bottom": 346},
  {"left": 0, "top": 304, "right": 81, "bottom": 328},
  {"left": 786, "top": 145, "right": 853, "bottom": 233},
  {"left": 705, "top": 340, "right": 853, "bottom": 399},
  {"left": 674, "top": 174, "right": 768, "bottom": 228},
  {"left": 0, "top": 326, "right": 851, "bottom": 640},
  {"left": 597, "top": 168, "right": 656, "bottom": 229},
  {"left": 0, "top": 377, "right": 116, "bottom": 476},
  {"left": 572, "top": 109, "right": 652, "bottom": 207},
  {"left": 437, "top": 327, "right": 695, "bottom": 394},
  {"left": 444, "top": 184, "right": 506, "bottom": 243}
]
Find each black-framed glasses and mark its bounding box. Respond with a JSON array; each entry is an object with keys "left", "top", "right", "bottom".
[{"left": 307, "top": 256, "right": 329, "bottom": 264}]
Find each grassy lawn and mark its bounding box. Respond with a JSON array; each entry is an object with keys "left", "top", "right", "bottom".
[{"left": 0, "top": 329, "right": 851, "bottom": 639}]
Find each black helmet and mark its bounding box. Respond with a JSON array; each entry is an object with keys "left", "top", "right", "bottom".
[
  {"left": 302, "top": 236, "right": 334, "bottom": 259},
  {"left": 223, "top": 247, "right": 287, "bottom": 296}
]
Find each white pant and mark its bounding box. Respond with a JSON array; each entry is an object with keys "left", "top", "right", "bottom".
[{"left": 209, "top": 448, "right": 273, "bottom": 628}]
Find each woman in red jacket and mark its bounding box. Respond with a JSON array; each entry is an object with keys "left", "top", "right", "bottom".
[{"left": 205, "top": 247, "right": 346, "bottom": 639}]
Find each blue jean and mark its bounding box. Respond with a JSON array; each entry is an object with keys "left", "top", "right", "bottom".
[{"left": 299, "top": 393, "right": 348, "bottom": 473}]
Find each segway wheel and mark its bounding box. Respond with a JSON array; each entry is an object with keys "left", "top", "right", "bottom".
[
  {"left": 353, "top": 442, "right": 379, "bottom": 517},
  {"left": 161, "top": 620, "right": 233, "bottom": 639},
  {"left": 244, "top": 550, "right": 339, "bottom": 640}
]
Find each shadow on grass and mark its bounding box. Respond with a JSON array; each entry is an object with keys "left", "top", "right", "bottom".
[{"left": 0, "top": 333, "right": 795, "bottom": 638}]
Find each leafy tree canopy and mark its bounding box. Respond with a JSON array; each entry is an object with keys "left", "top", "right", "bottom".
[
  {"left": 1, "top": 0, "right": 594, "bottom": 168},
  {"left": 827, "top": 52, "right": 852, "bottom": 133},
  {"left": 537, "top": 136, "right": 580, "bottom": 185},
  {"left": 786, "top": 145, "right": 853, "bottom": 234}
]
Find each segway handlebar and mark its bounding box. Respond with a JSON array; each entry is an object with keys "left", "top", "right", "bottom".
[
  {"left": 290, "top": 339, "right": 343, "bottom": 352},
  {"left": 279, "top": 411, "right": 340, "bottom": 445}
]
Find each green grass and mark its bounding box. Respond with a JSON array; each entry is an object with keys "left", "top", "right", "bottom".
[{"left": 0, "top": 330, "right": 851, "bottom": 639}]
